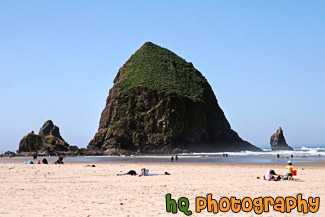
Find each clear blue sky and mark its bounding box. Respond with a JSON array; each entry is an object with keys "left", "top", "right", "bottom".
[{"left": 0, "top": 0, "right": 324, "bottom": 152}]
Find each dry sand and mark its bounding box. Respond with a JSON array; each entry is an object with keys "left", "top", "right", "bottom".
[{"left": 0, "top": 162, "right": 323, "bottom": 216}]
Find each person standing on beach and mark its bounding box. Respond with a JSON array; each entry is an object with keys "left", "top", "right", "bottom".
[
  {"left": 171, "top": 156, "right": 174, "bottom": 162},
  {"left": 175, "top": 155, "right": 178, "bottom": 162}
]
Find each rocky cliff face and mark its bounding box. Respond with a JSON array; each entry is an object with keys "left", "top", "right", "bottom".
[
  {"left": 270, "top": 127, "right": 293, "bottom": 151},
  {"left": 18, "top": 120, "right": 80, "bottom": 155},
  {"left": 88, "top": 42, "right": 261, "bottom": 154}
]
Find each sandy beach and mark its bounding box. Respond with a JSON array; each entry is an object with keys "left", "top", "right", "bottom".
[{"left": 0, "top": 162, "right": 323, "bottom": 217}]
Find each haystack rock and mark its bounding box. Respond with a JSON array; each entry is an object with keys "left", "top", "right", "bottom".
[
  {"left": 270, "top": 127, "right": 293, "bottom": 151},
  {"left": 18, "top": 120, "right": 80, "bottom": 155},
  {"left": 88, "top": 42, "right": 262, "bottom": 154}
]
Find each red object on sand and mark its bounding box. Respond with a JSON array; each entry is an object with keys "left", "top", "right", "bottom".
[{"left": 292, "top": 170, "right": 297, "bottom": 176}]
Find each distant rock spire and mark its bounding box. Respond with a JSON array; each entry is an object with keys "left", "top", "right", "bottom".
[{"left": 270, "top": 127, "right": 293, "bottom": 151}]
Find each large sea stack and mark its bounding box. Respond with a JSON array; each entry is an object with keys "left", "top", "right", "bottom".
[
  {"left": 270, "top": 127, "right": 293, "bottom": 151},
  {"left": 18, "top": 120, "right": 80, "bottom": 155},
  {"left": 88, "top": 42, "right": 261, "bottom": 154}
]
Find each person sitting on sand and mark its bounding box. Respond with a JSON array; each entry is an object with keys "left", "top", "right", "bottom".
[
  {"left": 42, "top": 158, "right": 48, "bottom": 164},
  {"left": 283, "top": 161, "right": 294, "bottom": 181},
  {"left": 54, "top": 155, "right": 64, "bottom": 164},
  {"left": 264, "top": 169, "right": 281, "bottom": 181}
]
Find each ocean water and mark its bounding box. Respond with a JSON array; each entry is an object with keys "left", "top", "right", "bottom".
[
  {"left": 187, "top": 146, "right": 325, "bottom": 158},
  {"left": 1, "top": 146, "right": 324, "bottom": 165}
]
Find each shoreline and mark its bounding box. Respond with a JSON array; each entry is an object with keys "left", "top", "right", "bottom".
[
  {"left": 1, "top": 155, "right": 324, "bottom": 166},
  {"left": 1, "top": 160, "right": 325, "bottom": 167}
]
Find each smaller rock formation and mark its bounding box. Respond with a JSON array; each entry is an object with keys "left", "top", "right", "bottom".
[
  {"left": 18, "top": 120, "right": 80, "bottom": 155},
  {"left": 4, "top": 151, "right": 16, "bottom": 157},
  {"left": 270, "top": 127, "right": 293, "bottom": 151}
]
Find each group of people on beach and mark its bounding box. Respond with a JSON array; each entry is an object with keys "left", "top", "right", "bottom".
[
  {"left": 24, "top": 155, "right": 64, "bottom": 165},
  {"left": 25, "top": 158, "right": 49, "bottom": 164},
  {"left": 264, "top": 161, "right": 295, "bottom": 181},
  {"left": 223, "top": 153, "right": 228, "bottom": 157},
  {"left": 171, "top": 155, "right": 178, "bottom": 162},
  {"left": 277, "top": 154, "right": 294, "bottom": 159}
]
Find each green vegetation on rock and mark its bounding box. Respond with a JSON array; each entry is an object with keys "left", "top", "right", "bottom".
[{"left": 118, "top": 42, "right": 206, "bottom": 100}]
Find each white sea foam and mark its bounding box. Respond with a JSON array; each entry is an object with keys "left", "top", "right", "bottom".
[{"left": 186, "top": 146, "right": 325, "bottom": 158}]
